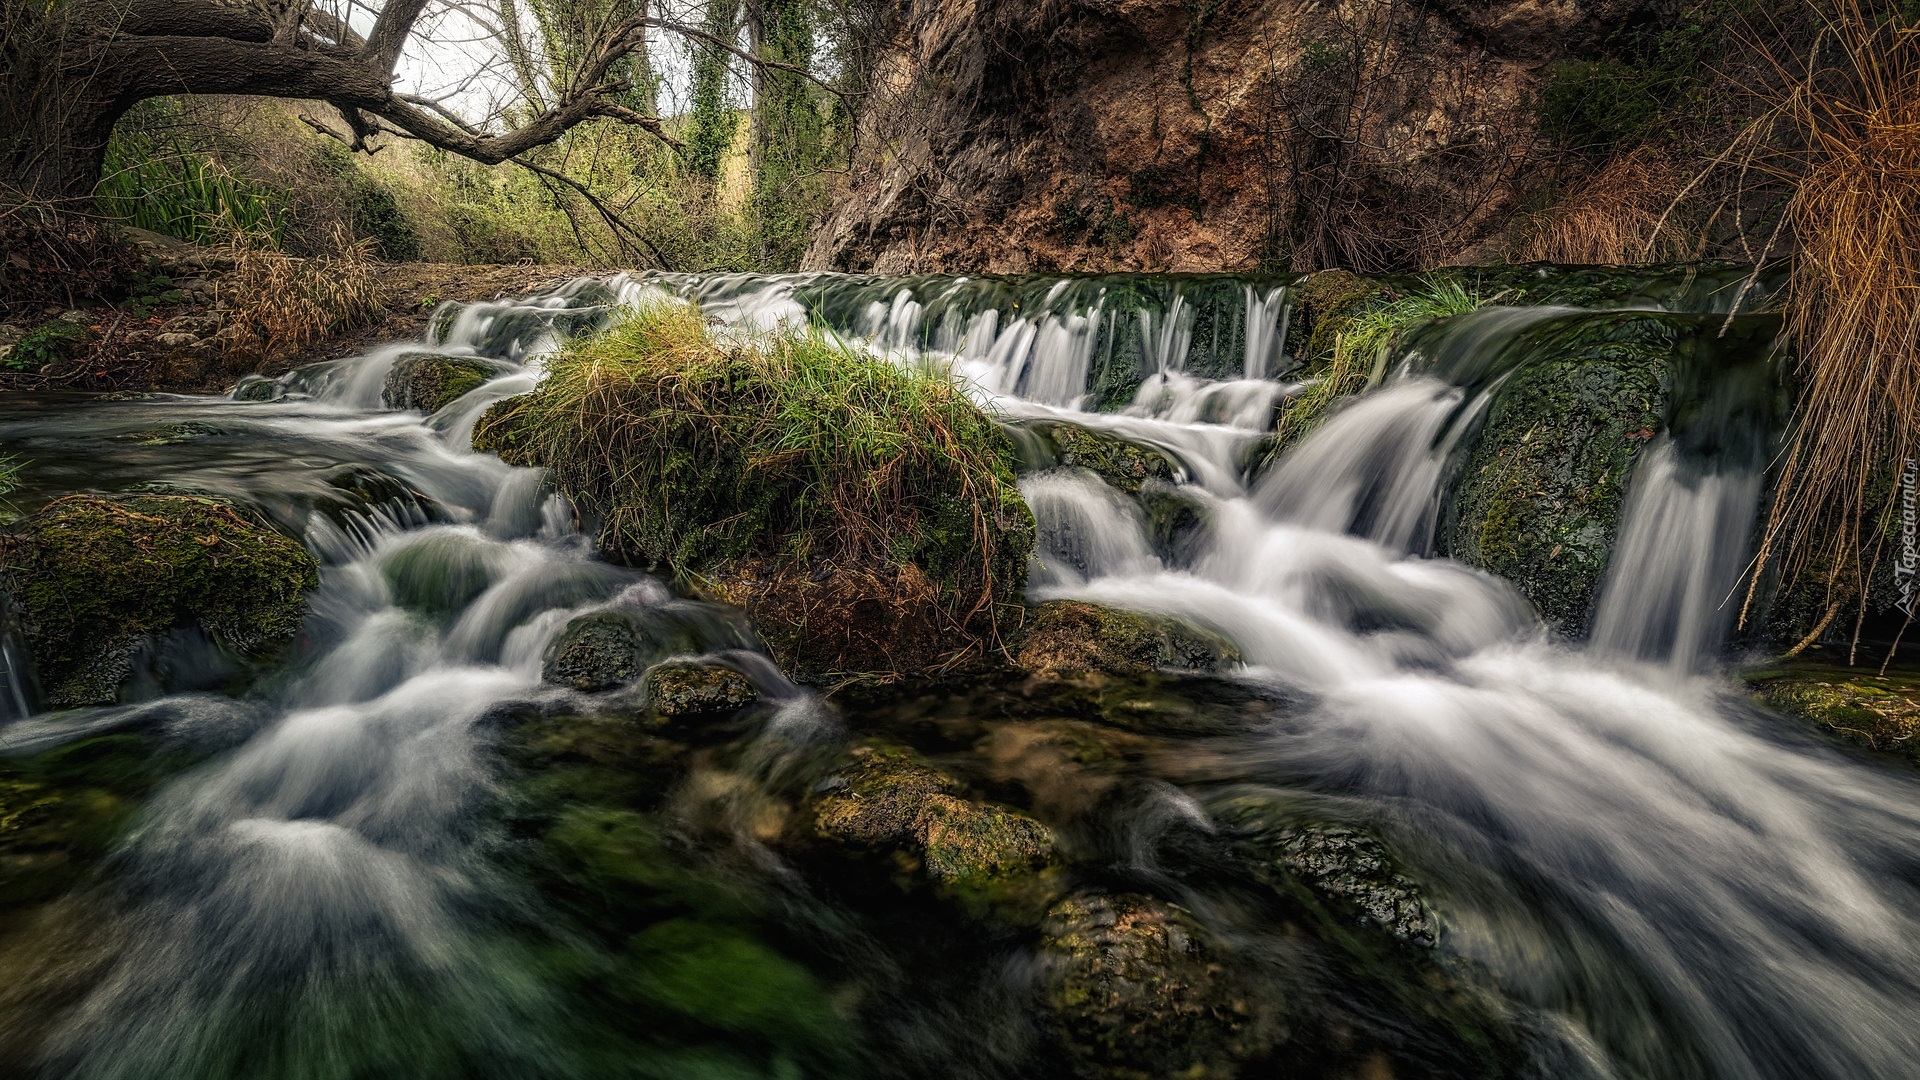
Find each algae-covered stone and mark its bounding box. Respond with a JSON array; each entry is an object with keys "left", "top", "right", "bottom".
[
  {"left": 1440, "top": 318, "right": 1667, "bottom": 631},
  {"left": 0, "top": 494, "right": 317, "bottom": 706},
  {"left": 1040, "top": 892, "right": 1283, "bottom": 1079},
  {"left": 382, "top": 352, "right": 499, "bottom": 413},
  {"left": 811, "top": 742, "right": 1056, "bottom": 887},
  {"left": 1015, "top": 600, "right": 1239, "bottom": 677},
  {"left": 644, "top": 661, "right": 758, "bottom": 717},
  {"left": 1038, "top": 422, "right": 1178, "bottom": 494},
  {"left": 1291, "top": 268, "right": 1390, "bottom": 371},
  {"left": 1754, "top": 671, "right": 1920, "bottom": 761}
]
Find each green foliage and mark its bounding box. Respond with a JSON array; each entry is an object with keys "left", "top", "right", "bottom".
[
  {"left": 685, "top": 0, "right": 743, "bottom": 181},
  {"left": 0, "top": 454, "right": 19, "bottom": 504},
  {"left": 1279, "top": 278, "right": 1484, "bottom": 441},
  {"left": 475, "top": 301, "right": 1033, "bottom": 610},
  {"left": 749, "top": 0, "right": 831, "bottom": 268},
  {"left": 97, "top": 101, "right": 288, "bottom": 244},
  {"left": 348, "top": 179, "right": 420, "bottom": 261},
  {"left": 1536, "top": 1, "right": 1747, "bottom": 155},
  {"left": 5, "top": 318, "right": 93, "bottom": 372}
]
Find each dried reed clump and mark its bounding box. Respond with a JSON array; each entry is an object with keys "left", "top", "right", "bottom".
[
  {"left": 220, "top": 224, "right": 381, "bottom": 359},
  {"left": 1745, "top": 1, "right": 1920, "bottom": 628},
  {"left": 475, "top": 300, "right": 1035, "bottom": 632},
  {"left": 1515, "top": 149, "right": 1695, "bottom": 265}
]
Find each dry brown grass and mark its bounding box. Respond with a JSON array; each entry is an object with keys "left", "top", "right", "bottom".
[
  {"left": 1744, "top": 1, "right": 1920, "bottom": 628},
  {"left": 219, "top": 224, "right": 381, "bottom": 359},
  {"left": 1514, "top": 149, "right": 1698, "bottom": 265}
]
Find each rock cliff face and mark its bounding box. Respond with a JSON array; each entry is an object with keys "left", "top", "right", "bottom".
[{"left": 805, "top": 0, "right": 1650, "bottom": 274}]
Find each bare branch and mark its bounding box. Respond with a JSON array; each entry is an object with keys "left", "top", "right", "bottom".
[{"left": 363, "top": 0, "right": 433, "bottom": 73}]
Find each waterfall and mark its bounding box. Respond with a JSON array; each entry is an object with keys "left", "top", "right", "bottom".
[{"left": 7, "top": 266, "right": 1917, "bottom": 1080}]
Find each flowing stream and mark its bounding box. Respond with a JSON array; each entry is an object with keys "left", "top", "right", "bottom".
[{"left": 5, "top": 268, "right": 1920, "bottom": 1079}]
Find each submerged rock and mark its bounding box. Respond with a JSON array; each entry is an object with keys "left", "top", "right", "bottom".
[
  {"left": 1221, "top": 800, "right": 1439, "bottom": 948},
  {"left": 382, "top": 352, "right": 498, "bottom": 413},
  {"left": 811, "top": 742, "right": 1056, "bottom": 888},
  {"left": 644, "top": 661, "right": 758, "bottom": 717},
  {"left": 1040, "top": 892, "right": 1283, "bottom": 1080},
  {"left": 1015, "top": 600, "right": 1239, "bottom": 677},
  {"left": 0, "top": 494, "right": 317, "bottom": 707}
]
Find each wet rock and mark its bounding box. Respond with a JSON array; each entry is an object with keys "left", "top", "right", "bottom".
[
  {"left": 0, "top": 495, "right": 317, "bottom": 707},
  {"left": 811, "top": 742, "right": 1056, "bottom": 887},
  {"left": 1754, "top": 671, "right": 1920, "bottom": 762},
  {"left": 1015, "top": 600, "right": 1239, "bottom": 677},
  {"left": 382, "top": 352, "right": 499, "bottom": 413},
  {"left": 543, "top": 611, "right": 651, "bottom": 691},
  {"left": 230, "top": 375, "right": 282, "bottom": 402},
  {"left": 1038, "top": 422, "right": 1178, "bottom": 494},
  {"left": 1222, "top": 800, "right": 1439, "bottom": 948},
  {"left": 644, "top": 661, "right": 758, "bottom": 717},
  {"left": 1438, "top": 317, "right": 1668, "bottom": 631},
  {"left": 1268, "top": 825, "right": 1438, "bottom": 948},
  {"left": 1040, "top": 892, "right": 1282, "bottom": 1079}
]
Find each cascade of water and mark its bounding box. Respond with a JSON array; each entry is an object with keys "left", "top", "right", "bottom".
[
  {"left": 4, "top": 267, "right": 1905, "bottom": 1080},
  {"left": 1589, "top": 441, "right": 1763, "bottom": 674}
]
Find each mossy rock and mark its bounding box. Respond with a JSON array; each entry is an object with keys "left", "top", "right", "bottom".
[
  {"left": 1015, "top": 600, "right": 1240, "bottom": 677},
  {"left": 1753, "top": 671, "right": 1920, "bottom": 761},
  {"left": 382, "top": 352, "right": 499, "bottom": 413},
  {"left": 1439, "top": 319, "right": 1668, "bottom": 632},
  {"left": 1290, "top": 268, "right": 1391, "bottom": 372},
  {"left": 1040, "top": 892, "right": 1284, "bottom": 1080},
  {"left": 1221, "top": 800, "right": 1439, "bottom": 948},
  {"left": 1038, "top": 422, "right": 1178, "bottom": 494},
  {"left": 644, "top": 661, "right": 758, "bottom": 718},
  {"left": 0, "top": 494, "right": 317, "bottom": 707},
  {"left": 811, "top": 742, "right": 1057, "bottom": 889},
  {"left": 473, "top": 305, "right": 1036, "bottom": 685}
]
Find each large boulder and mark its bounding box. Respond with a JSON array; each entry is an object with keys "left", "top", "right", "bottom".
[
  {"left": 475, "top": 303, "right": 1035, "bottom": 684},
  {"left": 0, "top": 495, "right": 317, "bottom": 707}
]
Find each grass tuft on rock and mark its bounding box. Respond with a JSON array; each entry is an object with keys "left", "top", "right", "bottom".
[{"left": 476, "top": 300, "right": 1035, "bottom": 678}]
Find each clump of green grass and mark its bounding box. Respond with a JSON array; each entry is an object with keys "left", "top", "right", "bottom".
[
  {"left": 476, "top": 301, "right": 1034, "bottom": 635},
  {"left": 1277, "top": 279, "right": 1484, "bottom": 441}
]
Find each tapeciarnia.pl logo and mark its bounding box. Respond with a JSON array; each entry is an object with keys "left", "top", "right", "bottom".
[{"left": 1898, "top": 458, "right": 1920, "bottom": 619}]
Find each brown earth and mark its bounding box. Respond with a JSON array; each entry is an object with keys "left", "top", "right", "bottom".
[{"left": 804, "top": 0, "right": 1648, "bottom": 275}]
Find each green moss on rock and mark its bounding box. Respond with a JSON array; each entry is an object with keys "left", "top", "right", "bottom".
[
  {"left": 1040, "top": 892, "right": 1284, "bottom": 1079},
  {"left": 1038, "top": 422, "right": 1178, "bottom": 494},
  {"left": 383, "top": 352, "right": 498, "bottom": 413},
  {"left": 1753, "top": 671, "right": 1920, "bottom": 761},
  {"left": 1440, "top": 318, "right": 1668, "bottom": 631},
  {"left": 473, "top": 303, "right": 1035, "bottom": 683},
  {"left": 1015, "top": 600, "right": 1239, "bottom": 677},
  {"left": 811, "top": 742, "right": 1057, "bottom": 889},
  {"left": 644, "top": 661, "right": 758, "bottom": 717},
  {"left": 1, "top": 494, "right": 317, "bottom": 706}
]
